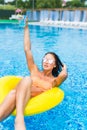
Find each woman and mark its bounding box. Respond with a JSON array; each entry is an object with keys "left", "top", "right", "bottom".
[{"left": 0, "top": 22, "right": 68, "bottom": 130}]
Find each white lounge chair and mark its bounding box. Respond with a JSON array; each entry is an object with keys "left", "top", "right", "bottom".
[{"left": 9, "top": 14, "right": 24, "bottom": 20}]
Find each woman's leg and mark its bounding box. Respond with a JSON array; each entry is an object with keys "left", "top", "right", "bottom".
[
  {"left": 0, "top": 89, "right": 16, "bottom": 121},
  {"left": 15, "top": 76, "right": 32, "bottom": 130},
  {"left": 0, "top": 76, "right": 32, "bottom": 130}
]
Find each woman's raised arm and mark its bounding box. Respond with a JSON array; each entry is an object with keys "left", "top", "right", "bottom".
[{"left": 24, "top": 24, "right": 38, "bottom": 73}]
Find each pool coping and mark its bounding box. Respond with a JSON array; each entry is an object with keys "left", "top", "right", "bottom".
[{"left": 28, "top": 22, "right": 87, "bottom": 30}]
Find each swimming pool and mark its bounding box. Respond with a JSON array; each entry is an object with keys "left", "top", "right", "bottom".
[{"left": 0, "top": 23, "right": 87, "bottom": 130}]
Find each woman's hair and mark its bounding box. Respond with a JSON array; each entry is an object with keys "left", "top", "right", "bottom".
[{"left": 45, "top": 52, "right": 63, "bottom": 77}]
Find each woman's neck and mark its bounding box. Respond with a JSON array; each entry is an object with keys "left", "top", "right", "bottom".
[{"left": 42, "top": 70, "right": 53, "bottom": 77}]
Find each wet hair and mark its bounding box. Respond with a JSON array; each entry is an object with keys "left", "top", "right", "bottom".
[{"left": 44, "top": 52, "right": 63, "bottom": 77}]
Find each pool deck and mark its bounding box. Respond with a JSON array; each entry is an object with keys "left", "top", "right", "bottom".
[{"left": 0, "top": 19, "right": 87, "bottom": 30}]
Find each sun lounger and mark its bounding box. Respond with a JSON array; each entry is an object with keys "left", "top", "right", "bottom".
[{"left": 9, "top": 14, "right": 24, "bottom": 20}]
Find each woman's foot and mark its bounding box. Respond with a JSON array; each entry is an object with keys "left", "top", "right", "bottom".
[{"left": 15, "top": 116, "right": 26, "bottom": 130}]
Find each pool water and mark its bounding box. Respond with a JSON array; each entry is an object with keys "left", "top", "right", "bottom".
[{"left": 0, "top": 24, "right": 87, "bottom": 130}]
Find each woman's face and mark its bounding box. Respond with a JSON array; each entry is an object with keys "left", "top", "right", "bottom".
[{"left": 42, "top": 54, "right": 56, "bottom": 71}]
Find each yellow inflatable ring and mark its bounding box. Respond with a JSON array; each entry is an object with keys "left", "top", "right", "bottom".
[{"left": 0, "top": 76, "right": 64, "bottom": 116}]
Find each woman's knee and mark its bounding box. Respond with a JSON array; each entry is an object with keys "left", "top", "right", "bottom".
[
  {"left": 23, "top": 76, "right": 32, "bottom": 85},
  {"left": 19, "top": 76, "right": 32, "bottom": 91},
  {"left": 8, "top": 90, "right": 16, "bottom": 100},
  {"left": 16, "top": 76, "right": 32, "bottom": 92}
]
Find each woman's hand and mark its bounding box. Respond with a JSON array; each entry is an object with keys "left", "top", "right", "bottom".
[
  {"left": 62, "top": 64, "right": 67, "bottom": 71},
  {"left": 25, "top": 17, "right": 28, "bottom": 27},
  {"left": 61, "top": 64, "right": 68, "bottom": 81}
]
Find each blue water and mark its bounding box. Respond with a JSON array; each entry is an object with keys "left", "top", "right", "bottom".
[{"left": 0, "top": 24, "right": 87, "bottom": 130}]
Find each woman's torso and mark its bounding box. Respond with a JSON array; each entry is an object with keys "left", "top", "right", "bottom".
[{"left": 31, "top": 71, "right": 57, "bottom": 97}]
